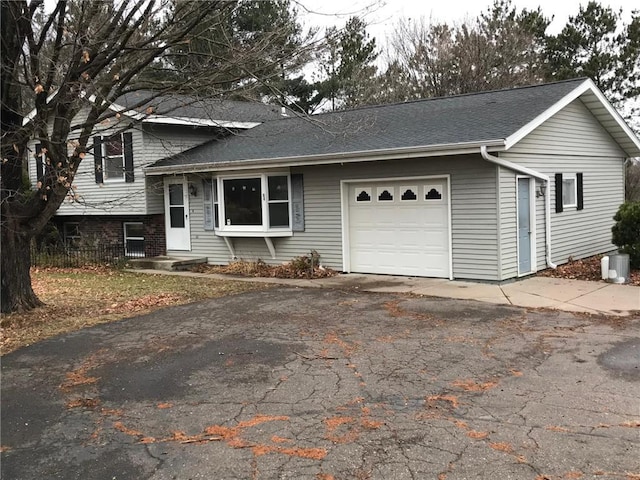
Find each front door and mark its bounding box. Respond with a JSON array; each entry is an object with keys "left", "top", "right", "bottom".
[
  {"left": 517, "top": 177, "right": 532, "bottom": 274},
  {"left": 164, "top": 178, "right": 191, "bottom": 251}
]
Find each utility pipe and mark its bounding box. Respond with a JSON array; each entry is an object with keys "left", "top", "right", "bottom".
[{"left": 480, "top": 146, "right": 557, "bottom": 269}]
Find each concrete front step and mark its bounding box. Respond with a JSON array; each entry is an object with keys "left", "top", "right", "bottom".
[{"left": 128, "top": 256, "right": 207, "bottom": 271}]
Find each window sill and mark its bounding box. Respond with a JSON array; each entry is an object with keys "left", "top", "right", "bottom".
[{"left": 214, "top": 229, "right": 292, "bottom": 238}]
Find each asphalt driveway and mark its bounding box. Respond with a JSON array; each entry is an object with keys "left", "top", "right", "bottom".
[{"left": 2, "top": 287, "right": 639, "bottom": 479}]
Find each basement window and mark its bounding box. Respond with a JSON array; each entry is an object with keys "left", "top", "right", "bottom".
[
  {"left": 124, "top": 222, "right": 145, "bottom": 257},
  {"left": 63, "top": 222, "right": 81, "bottom": 248}
]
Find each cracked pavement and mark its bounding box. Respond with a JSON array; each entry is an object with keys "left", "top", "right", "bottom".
[{"left": 2, "top": 287, "right": 639, "bottom": 479}]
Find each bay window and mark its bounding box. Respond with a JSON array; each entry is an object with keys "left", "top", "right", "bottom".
[{"left": 207, "top": 173, "right": 292, "bottom": 234}]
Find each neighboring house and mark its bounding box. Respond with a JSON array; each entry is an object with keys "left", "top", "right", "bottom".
[
  {"left": 27, "top": 91, "right": 285, "bottom": 255},
  {"left": 144, "top": 78, "right": 640, "bottom": 281}
]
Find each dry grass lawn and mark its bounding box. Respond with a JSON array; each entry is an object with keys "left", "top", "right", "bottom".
[{"left": 0, "top": 267, "right": 267, "bottom": 355}]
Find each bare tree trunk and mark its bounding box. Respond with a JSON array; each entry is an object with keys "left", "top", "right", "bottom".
[
  {"left": 626, "top": 161, "right": 640, "bottom": 202},
  {"left": 1, "top": 215, "right": 42, "bottom": 313}
]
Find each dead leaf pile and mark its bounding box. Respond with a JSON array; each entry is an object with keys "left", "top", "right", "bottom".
[
  {"left": 192, "top": 258, "right": 338, "bottom": 279},
  {"left": 538, "top": 255, "right": 640, "bottom": 286}
]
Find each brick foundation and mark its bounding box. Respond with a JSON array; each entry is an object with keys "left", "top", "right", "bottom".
[{"left": 52, "top": 215, "right": 166, "bottom": 257}]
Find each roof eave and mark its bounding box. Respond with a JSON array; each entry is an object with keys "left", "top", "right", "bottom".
[
  {"left": 141, "top": 116, "right": 261, "bottom": 129},
  {"left": 23, "top": 94, "right": 264, "bottom": 130},
  {"left": 144, "top": 139, "right": 507, "bottom": 175}
]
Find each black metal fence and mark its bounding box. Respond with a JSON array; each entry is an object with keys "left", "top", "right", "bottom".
[{"left": 30, "top": 241, "right": 155, "bottom": 268}]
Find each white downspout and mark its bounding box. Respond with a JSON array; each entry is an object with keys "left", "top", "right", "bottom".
[{"left": 480, "top": 146, "right": 557, "bottom": 269}]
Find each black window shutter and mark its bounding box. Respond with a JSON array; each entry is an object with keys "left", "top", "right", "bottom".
[
  {"left": 291, "top": 173, "right": 305, "bottom": 232},
  {"left": 555, "top": 173, "right": 563, "bottom": 213},
  {"left": 93, "top": 136, "right": 103, "bottom": 183},
  {"left": 576, "top": 173, "right": 583, "bottom": 210},
  {"left": 123, "top": 132, "right": 134, "bottom": 183},
  {"left": 35, "top": 143, "right": 43, "bottom": 180}
]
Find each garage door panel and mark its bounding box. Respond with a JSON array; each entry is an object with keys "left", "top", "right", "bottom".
[{"left": 348, "top": 179, "right": 450, "bottom": 278}]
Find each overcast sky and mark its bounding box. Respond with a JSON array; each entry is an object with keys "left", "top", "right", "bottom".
[{"left": 298, "top": 0, "right": 637, "bottom": 41}]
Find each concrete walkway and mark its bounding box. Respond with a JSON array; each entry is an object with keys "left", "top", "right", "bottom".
[{"left": 129, "top": 269, "right": 640, "bottom": 317}]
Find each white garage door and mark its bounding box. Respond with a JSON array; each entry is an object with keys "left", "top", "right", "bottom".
[{"left": 347, "top": 179, "right": 450, "bottom": 278}]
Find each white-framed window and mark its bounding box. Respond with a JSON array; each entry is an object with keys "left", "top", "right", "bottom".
[
  {"left": 213, "top": 180, "right": 220, "bottom": 228},
  {"left": 124, "top": 222, "right": 145, "bottom": 257},
  {"left": 562, "top": 174, "right": 577, "bottom": 208},
  {"left": 267, "top": 175, "right": 289, "bottom": 227},
  {"left": 217, "top": 173, "right": 292, "bottom": 233},
  {"left": 63, "top": 222, "right": 81, "bottom": 247},
  {"left": 103, "top": 133, "right": 125, "bottom": 181},
  {"left": 203, "top": 179, "right": 219, "bottom": 230}
]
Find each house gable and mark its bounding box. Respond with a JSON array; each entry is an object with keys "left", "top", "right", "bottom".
[
  {"left": 507, "top": 98, "right": 627, "bottom": 158},
  {"left": 505, "top": 79, "right": 640, "bottom": 158}
]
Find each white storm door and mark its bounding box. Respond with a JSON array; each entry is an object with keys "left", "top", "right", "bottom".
[
  {"left": 164, "top": 178, "right": 191, "bottom": 251},
  {"left": 517, "top": 177, "right": 533, "bottom": 274}
]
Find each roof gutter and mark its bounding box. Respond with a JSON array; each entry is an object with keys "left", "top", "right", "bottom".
[{"left": 480, "top": 146, "right": 556, "bottom": 269}]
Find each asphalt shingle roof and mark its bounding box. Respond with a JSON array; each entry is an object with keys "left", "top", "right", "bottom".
[
  {"left": 115, "top": 90, "right": 285, "bottom": 123},
  {"left": 151, "top": 78, "right": 587, "bottom": 169}
]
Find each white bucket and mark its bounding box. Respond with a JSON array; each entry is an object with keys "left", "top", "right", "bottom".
[{"left": 601, "top": 256, "right": 609, "bottom": 280}]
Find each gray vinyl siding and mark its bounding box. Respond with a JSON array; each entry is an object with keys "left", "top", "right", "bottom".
[
  {"left": 141, "top": 125, "right": 216, "bottom": 214},
  {"left": 509, "top": 99, "right": 627, "bottom": 158},
  {"left": 28, "top": 113, "right": 217, "bottom": 217},
  {"left": 140, "top": 124, "right": 215, "bottom": 168},
  {"left": 175, "top": 155, "right": 500, "bottom": 281},
  {"left": 502, "top": 98, "right": 626, "bottom": 270},
  {"left": 145, "top": 176, "right": 165, "bottom": 214},
  {"left": 54, "top": 121, "right": 148, "bottom": 216}
]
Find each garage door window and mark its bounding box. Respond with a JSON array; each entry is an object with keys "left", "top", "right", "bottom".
[
  {"left": 377, "top": 187, "right": 394, "bottom": 201},
  {"left": 356, "top": 188, "right": 372, "bottom": 202},
  {"left": 401, "top": 187, "right": 418, "bottom": 201},
  {"left": 425, "top": 185, "right": 443, "bottom": 201}
]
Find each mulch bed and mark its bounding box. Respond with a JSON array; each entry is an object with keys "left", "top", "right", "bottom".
[
  {"left": 191, "top": 259, "right": 338, "bottom": 280},
  {"left": 537, "top": 255, "right": 640, "bottom": 286}
]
